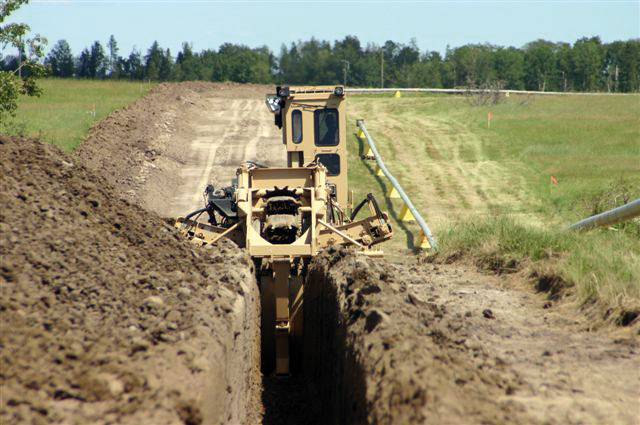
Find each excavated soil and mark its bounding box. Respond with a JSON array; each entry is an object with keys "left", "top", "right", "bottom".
[
  {"left": 2, "top": 83, "right": 639, "bottom": 425},
  {"left": 306, "top": 248, "right": 640, "bottom": 425},
  {"left": 0, "top": 136, "right": 261, "bottom": 424}
]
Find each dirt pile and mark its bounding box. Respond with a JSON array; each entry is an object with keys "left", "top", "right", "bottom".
[
  {"left": 305, "top": 247, "right": 639, "bottom": 425},
  {"left": 305, "top": 247, "right": 528, "bottom": 424},
  {"left": 0, "top": 136, "right": 260, "bottom": 424},
  {"left": 73, "top": 82, "right": 207, "bottom": 198}
]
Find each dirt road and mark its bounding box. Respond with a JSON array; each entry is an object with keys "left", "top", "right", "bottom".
[
  {"left": 75, "top": 83, "right": 285, "bottom": 218},
  {"left": 2, "top": 83, "right": 638, "bottom": 425}
]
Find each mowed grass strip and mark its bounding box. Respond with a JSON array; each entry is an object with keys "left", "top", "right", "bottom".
[
  {"left": 10, "top": 78, "right": 153, "bottom": 152},
  {"left": 346, "top": 93, "right": 640, "bottom": 320},
  {"left": 346, "top": 94, "right": 539, "bottom": 257}
]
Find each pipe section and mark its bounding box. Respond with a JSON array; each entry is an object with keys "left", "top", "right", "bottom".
[
  {"left": 356, "top": 119, "right": 437, "bottom": 250},
  {"left": 569, "top": 198, "right": 640, "bottom": 231},
  {"left": 346, "top": 88, "right": 637, "bottom": 96}
]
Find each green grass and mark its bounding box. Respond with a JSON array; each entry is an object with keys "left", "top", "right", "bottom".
[
  {"left": 436, "top": 217, "right": 640, "bottom": 319},
  {"left": 349, "top": 93, "right": 640, "bottom": 221},
  {"left": 459, "top": 95, "right": 640, "bottom": 220},
  {"left": 346, "top": 92, "right": 640, "bottom": 317},
  {"left": 5, "top": 78, "right": 153, "bottom": 152}
]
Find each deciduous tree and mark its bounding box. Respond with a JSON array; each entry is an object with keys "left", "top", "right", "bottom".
[
  {"left": 555, "top": 42, "right": 572, "bottom": 91},
  {"left": 619, "top": 40, "right": 640, "bottom": 92},
  {"left": 0, "top": 0, "right": 46, "bottom": 121},
  {"left": 524, "top": 40, "right": 555, "bottom": 91},
  {"left": 45, "top": 39, "right": 74, "bottom": 77},
  {"left": 572, "top": 36, "right": 604, "bottom": 91},
  {"left": 493, "top": 47, "right": 524, "bottom": 90}
]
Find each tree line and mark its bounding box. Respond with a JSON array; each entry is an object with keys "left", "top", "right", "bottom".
[{"left": 2, "top": 34, "right": 639, "bottom": 92}]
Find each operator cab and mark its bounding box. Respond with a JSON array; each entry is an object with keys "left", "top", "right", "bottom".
[{"left": 266, "top": 86, "right": 348, "bottom": 206}]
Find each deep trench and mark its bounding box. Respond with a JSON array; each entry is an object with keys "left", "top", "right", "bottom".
[{"left": 260, "top": 264, "right": 367, "bottom": 425}]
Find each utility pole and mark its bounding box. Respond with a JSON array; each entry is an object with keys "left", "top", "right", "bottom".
[
  {"left": 380, "top": 49, "right": 384, "bottom": 88},
  {"left": 341, "top": 60, "right": 350, "bottom": 87}
]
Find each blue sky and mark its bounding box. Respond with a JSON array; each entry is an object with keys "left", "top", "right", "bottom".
[{"left": 5, "top": 0, "right": 640, "bottom": 58}]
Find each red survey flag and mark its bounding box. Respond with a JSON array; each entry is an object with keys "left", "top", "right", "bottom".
[{"left": 550, "top": 175, "right": 558, "bottom": 185}]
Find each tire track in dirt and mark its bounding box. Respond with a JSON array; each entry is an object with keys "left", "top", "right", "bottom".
[
  {"left": 179, "top": 97, "right": 284, "bottom": 216},
  {"left": 128, "top": 89, "right": 285, "bottom": 218},
  {"left": 75, "top": 83, "right": 286, "bottom": 220},
  {"left": 185, "top": 98, "right": 244, "bottom": 209}
]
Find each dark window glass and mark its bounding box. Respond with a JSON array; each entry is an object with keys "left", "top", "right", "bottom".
[
  {"left": 292, "top": 110, "right": 302, "bottom": 144},
  {"left": 314, "top": 109, "right": 339, "bottom": 146},
  {"left": 315, "top": 154, "right": 340, "bottom": 176}
]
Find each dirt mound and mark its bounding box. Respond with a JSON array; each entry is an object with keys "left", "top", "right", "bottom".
[
  {"left": 305, "top": 247, "right": 527, "bottom": 424},
  {"left": 73, "top": 82, "right": 207, "bottom": 197},
  {"left": 305, "top": 247, "right": 639, "bottom": 425},
  {"left": 0, "top": 136, "right": 260, "bottom": 424}
]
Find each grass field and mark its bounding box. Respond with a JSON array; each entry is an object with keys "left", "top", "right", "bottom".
[
  {"left": 6, "top": 79, "right": 153, "bottom": 152},
  {"left": 346, "top": 92, "right": 640, "bottom": 317}
]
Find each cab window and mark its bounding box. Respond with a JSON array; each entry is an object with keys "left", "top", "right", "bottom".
[
  {"left": 292, "top": 110, "right": 302, "bottom": 144},
  {"left": 314, "top": 109, "right": 339, "bottom": 146},
  {"left": 315, "top": 153, "right": 340, "bottom": 176}
]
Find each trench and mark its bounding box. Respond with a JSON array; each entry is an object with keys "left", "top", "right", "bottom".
[{"left": 258, "top": 257, "right": 367, "bottom": 425}]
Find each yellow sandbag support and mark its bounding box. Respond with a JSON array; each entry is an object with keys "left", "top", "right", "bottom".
[
  {"left": 387, "top": 186, "right": 400, "bottom": 199},
  {"left": 399, "top": 204, "right": 415, "bottom": 222},
  {"left": 364, "top": 146, "right": 373, "bottom": 157},
  {"left": 375, "top": 165, "right": 384, "bottom": 177},
  {"left": 356, "top": 128, "right": 365, "bottom": 139},
  {"left": 417, "top": 231, "right": 431, "bottom": 249},
  {"left": 394, "top": 90, "right": 401, "bottom": 98}
]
